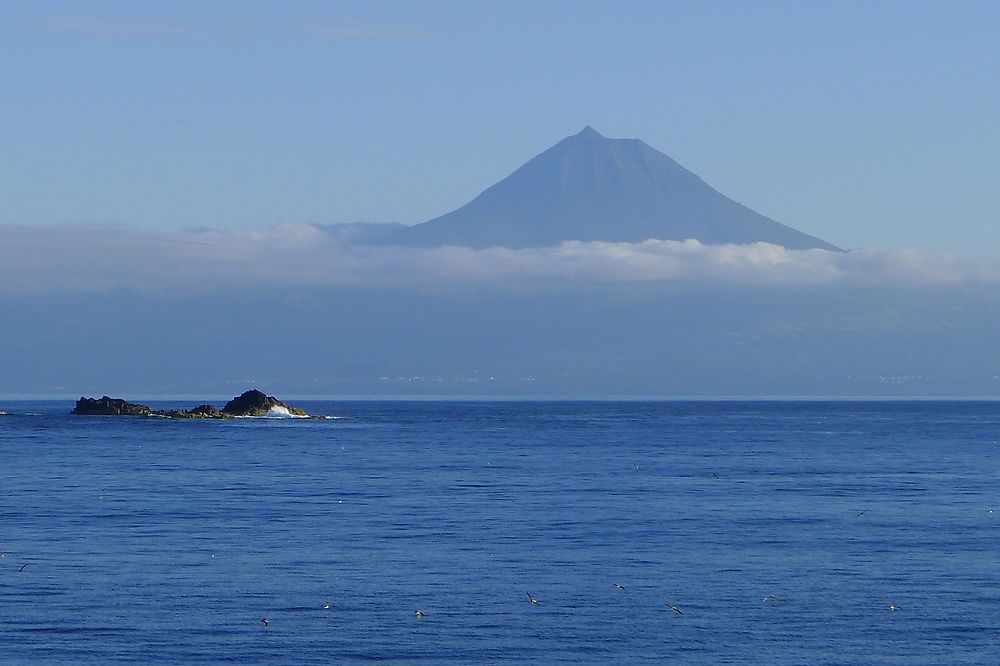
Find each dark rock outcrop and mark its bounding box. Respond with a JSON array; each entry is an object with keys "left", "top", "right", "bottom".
[
  {"left": 72, "top": 396, "right": 154, "bottom": 416},
  {"left": 189, "top": 404, "right": 226, "bottom": 418},
  {"left": 71, "top": 390, "right": 312, "bottom": 419},
  {"left": 158, "top": 404, "right": 232, "bottom": 419},
  {"left": 222, "top": 389, "right": 308, "bottom": 417}
]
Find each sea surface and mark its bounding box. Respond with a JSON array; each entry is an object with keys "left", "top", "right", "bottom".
[{"left": 1, "top": 400, "right": 999, "bottom": 664}]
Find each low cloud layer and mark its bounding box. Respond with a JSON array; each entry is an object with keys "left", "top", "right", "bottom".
[{"left": 3, "top": 223, "right": 1000, "bottom": 296}]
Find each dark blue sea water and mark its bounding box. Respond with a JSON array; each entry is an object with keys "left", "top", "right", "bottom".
[{"left": 2, "top": 400, "right": 999, "bottom": 664}]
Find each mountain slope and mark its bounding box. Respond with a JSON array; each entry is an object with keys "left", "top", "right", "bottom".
[{"left": 386, "top": 126, "right": 839, "bottom": 251}]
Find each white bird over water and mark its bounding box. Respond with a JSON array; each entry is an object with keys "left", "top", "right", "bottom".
[
  {"left": 763, "top": 594, "right": 781, "bottom": 603},
  {"left": 665, "top": 604, "right": 683, "bottom": 615},
  {"left": 526, "top": 592, "right": 541, "bottom": 605},
  {"left": 613, "top": 583, "right": 625, "bottom": 591},
  {"left": 887, "top": 604, "right": 899, "bottom": 612},
  {"left": 414, "top": 609, "right": 426, "bottom": 618}
]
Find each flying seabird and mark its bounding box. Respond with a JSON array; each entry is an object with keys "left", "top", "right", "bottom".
[
  {"left": 763, "top": 594, "right": 781, "bottom": 603},
  {"left": 613, "top": 583, "right": 625, "bottom": 591},
  {"left": 18, "top": 563, "right": 28, "bottom": 572},
  {"left": 665, "top": 604, "right": 683, "bottom": 615},
  {"left": 886, "top": 604, "right": 899, "bottom": 612},
  {"left": 712, "top": 472, "right": 720, "bottom": 480},
  {"left": 856, "top": 510, "right": 866, "bottom": 518},
  {"left": 526, "top": 592, "right": 541, "bottom": 605},
  {"left": 322, "top": 604, "right": 331, "bottom": 610},
  {"left": 261, "top": 617, "right": 270, "bottom": 627},
  {"left": 414, "top": 609, "right": 425, "bottom": 618}
]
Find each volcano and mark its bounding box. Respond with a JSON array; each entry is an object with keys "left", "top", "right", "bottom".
[{"left": 385, "top": 126, "right": 839, "bottom": 251}]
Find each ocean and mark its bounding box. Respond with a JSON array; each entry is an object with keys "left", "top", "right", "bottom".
[{"left": 1, "top": 400, "right": 998, "bottom": 664}]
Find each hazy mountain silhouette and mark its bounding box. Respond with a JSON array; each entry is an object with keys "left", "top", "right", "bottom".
[{"left": 385, "top": 126, "right": 840, "bottom": 250}]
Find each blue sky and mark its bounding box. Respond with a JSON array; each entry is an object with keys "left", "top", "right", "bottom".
[{"left": 3, "top": 0, "right": 999, "bottom": 256}]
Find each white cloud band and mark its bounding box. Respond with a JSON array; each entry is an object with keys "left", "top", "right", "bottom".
[{"left": 2, "top": 223, "right": 998, "bottom": 295}]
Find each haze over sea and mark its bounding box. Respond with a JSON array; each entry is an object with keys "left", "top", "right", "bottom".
[{"left": 2, "top": 399, "right": 998, "bottom": 664}]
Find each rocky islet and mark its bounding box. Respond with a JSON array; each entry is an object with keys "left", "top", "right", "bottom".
[{"left": 71, "top": 389, "right": 312, "bottom": 419}]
